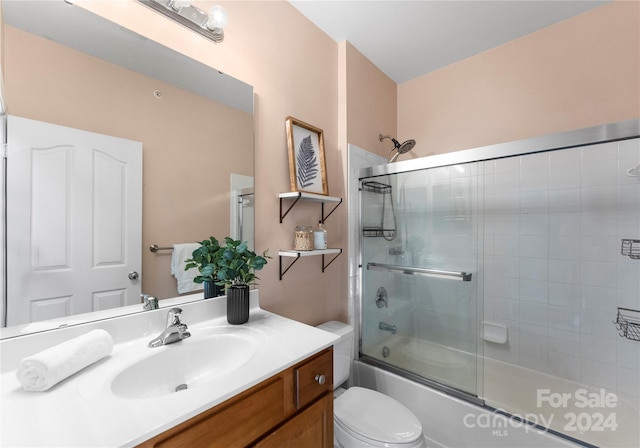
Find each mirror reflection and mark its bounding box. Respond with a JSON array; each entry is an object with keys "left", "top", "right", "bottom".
[{"left": 1, "top": 0, "right": 254, "bottom": 335}]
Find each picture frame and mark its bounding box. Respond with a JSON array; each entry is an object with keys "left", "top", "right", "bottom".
[{"left": 286, "top": 116, "right": 328, "bottom": 195}]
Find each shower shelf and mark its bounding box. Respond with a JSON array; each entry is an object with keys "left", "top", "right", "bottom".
[
  {"left": 621, "top": 239, "right": 640, "bottom": 259},
  {"left": 361, "top": 181, "right": 392, "bottom": 194},
  {"left": 613, "top": 307, "right": 640, "bottom": 342},
  {"left": 362, "top": 227, "right": 397, "bottom": 238},
  {"left": 361, "top": 181, "right": 396, "bottom": 238}
]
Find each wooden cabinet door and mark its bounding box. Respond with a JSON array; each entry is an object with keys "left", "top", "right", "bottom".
[
  {"left": 137, "top": 349, "right": 332, "bottom": 448},
  {"left": 254, "top": 392, "right": 333, "bottom": 448},
  {"left": 138, "top": 374, "right": 290, "bottom": 448}
]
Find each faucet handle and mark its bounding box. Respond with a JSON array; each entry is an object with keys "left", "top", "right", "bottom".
[
  {"left": 178, "top": 323, "right": 191, "bottom": 339},
  {"left": 166, "top": 307, "right": 183, "bottom": 326},
  {"left": 142, "top": 295, "right": 159, "bottom": 311}
]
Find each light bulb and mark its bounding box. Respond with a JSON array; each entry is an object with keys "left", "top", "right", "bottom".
[
  {"left": 206, "top": 5, "right": 228, "bottom": 30},
  {"left": 170, "top": 0, "right": 192, "bottom": 10}
]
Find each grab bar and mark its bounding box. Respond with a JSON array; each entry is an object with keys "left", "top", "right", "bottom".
[
  {"left": 367, "top": 262, "right": 472, "bottom": 282},
  {"left": 150, "top": 244, "right": 172, "bottom": 253}
]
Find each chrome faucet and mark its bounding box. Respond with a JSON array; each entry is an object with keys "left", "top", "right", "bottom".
[
  {"left": 148, "top": 308, "right": 191, "bottom": 348},
  {"left": 379, "top": 321, "right": 397, "bottom": 334},
  {"left": 141, "top": 294, "right": 159, "bottom": 311}
]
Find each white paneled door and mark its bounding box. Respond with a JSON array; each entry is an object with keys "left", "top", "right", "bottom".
[{"left": 6, "top": 116, "right": 142, "bottom": 326}]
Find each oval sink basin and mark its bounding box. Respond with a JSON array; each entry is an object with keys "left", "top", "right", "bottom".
[{"left": 111, "top": 333, "right": 256, "bottom": 399}]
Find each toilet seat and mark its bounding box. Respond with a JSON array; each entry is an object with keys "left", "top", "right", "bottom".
[{"left": 334, "top": 387, "right": 423, "bottom": 446}]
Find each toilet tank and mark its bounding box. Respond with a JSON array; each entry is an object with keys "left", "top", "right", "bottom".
[{"left": 317, "top": 321, "right": 353, "bottom": 387}]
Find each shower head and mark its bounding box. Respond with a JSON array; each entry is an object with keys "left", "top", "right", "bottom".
[{"left": 379, "top": 134, "right": 416, "bottom": 162}]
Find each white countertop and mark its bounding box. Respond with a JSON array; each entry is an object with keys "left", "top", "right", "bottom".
[{"left": 0, "top": 293, "right": 338, "bottom": 447}]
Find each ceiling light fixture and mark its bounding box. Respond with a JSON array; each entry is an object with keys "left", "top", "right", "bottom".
[{"left": 137, "top": 0, "right": 227, "bottom": 43}]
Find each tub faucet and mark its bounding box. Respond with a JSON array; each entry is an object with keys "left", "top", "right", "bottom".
[
  {"left": 148, "top": 308, "right": 191, "bottom": 348},
  {"left": 379, "top": 321, "right": 397, "bottom": 335}
]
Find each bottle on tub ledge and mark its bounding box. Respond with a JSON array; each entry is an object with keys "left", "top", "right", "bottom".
[{"left": 313, "top": 221, "right": 327, "bottom": 250}]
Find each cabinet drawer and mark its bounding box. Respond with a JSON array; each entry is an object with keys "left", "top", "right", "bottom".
[{"left": 295, "top": 348, "right": 333, "bottom": 410}]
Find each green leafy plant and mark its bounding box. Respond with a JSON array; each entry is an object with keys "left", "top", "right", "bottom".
[
  {"left": 214, "top": 237, "right": 269, "bottom": 289},
  {"left": 184, "top": 236, "right": 223, "bottom": 284}
]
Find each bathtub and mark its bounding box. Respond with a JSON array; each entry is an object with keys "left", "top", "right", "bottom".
[
  {"left": 367, "top": 336, "right": 477, "bottom": 397},
  {"left": 356, "top": 334, "right": 639, "bottom": 448},
  {"left": 483, "top": 357, "right": 639, "bottom": 448},
  {"left": 354, "top": 360, "right": 580, "bottom": 448}
]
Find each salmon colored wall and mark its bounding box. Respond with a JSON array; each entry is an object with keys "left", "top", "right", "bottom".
[
  {"left": 4, "top": 25, "right": 253, "bottom": 299},
  {"left": 65, "top": 0, "right": 638, "bottom": 327},
  {"left": 337, "top": 40, "right": 397, "bottom": 290},
  {"left": 398, "top": 0, "right": 640, "bottom": 156},
  {"left": 343, "top": 41, "right": 397, "bottom": 159},
  {"left": 79, "top": 0, "right": 346, "bottom": 325},
  {"left": 0, "top": 2, "right": 4, "bottom": 325},
  {"left": 0, "top": 4, "right": 5, "bottom": 114}
]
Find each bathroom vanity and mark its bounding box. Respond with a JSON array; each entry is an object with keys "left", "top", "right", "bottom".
[
  {"left": 0, "top": 292, "right": 337, "bottom": 447},
  {"left": 139, "top": 348, "right": 333, "bottom": 447}
]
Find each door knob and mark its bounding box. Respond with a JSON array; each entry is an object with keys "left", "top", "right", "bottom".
[
  {"left": 128, "top": 271, "right": 139, "bottom": 280},
  {"left": 314, "top": 374, "right": 326, "bottom": 385}
]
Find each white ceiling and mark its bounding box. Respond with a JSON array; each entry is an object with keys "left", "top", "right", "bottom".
[{"left": 289, "top": 0, "right": 610, "bottom": 84}]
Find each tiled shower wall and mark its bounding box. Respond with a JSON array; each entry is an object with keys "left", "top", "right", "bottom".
[{"left": 482, "top": 138, "right": 640, "bottom": 399}]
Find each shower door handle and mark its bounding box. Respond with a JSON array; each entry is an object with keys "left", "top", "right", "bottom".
[{"left": 367, "top": 262, "right": 472, "bottom": 281}]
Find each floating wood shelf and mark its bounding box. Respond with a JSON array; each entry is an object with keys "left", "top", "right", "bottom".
[
  {"left": 278, "top": 248, "right": 342, "bottom": 280},
  {"left": 279, "top": 192, "right": 342, "bottom": 223}
]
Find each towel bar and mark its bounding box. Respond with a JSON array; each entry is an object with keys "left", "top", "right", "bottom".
[{"left": 150, "top": 244, "right": 173, "bottom": 253}]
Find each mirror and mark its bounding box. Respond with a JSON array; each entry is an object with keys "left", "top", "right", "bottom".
[{"left": 1, "top": 1, "right": 254, "bottom": 337}]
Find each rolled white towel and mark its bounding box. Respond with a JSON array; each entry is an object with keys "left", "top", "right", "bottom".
[{"left": 16, "top": 329, "right": 114, "bottom": 392}]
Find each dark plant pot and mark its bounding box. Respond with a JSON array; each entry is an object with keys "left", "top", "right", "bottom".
[
  {"left": 227, "top": 284, "right": 250, "bottom": 325},
  {"left": 204, "top": 281, "right": 223, "bottom": 299}
]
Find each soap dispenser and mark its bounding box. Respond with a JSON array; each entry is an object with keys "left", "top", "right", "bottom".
[{"left": 313, "top": 221, "right": 327, "bottom": 250}]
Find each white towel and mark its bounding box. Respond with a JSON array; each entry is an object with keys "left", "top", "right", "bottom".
[
  {"left": 171, "top": 243, "right": 203, "bottom": 294},
  {"left": 16, "top": 329, "right": 113, "bottom": 392}
]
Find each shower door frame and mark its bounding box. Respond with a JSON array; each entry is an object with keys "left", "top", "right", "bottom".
[
  {"left": 356, "top": 118, "right": 640, "bottom": 406},
  {"left": 360, "top": 120, "right": 640, "bottom": 180}
]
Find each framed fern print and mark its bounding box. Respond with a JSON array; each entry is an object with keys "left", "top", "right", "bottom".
[{"left": 285, "top": 116, "right": 328, "bottom": 195}]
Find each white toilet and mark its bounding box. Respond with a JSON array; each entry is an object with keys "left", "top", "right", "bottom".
[{"left": 317, "top": 321, "right": 427, "bottom": 448}]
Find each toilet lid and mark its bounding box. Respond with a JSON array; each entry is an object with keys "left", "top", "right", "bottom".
[{"left": 335, "top": 387, "right": 423, "bottom": 445}]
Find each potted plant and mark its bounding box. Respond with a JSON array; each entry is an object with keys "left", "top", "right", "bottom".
[
  {"left": 184, "top": 236, "right": 224, "bottom": 299},
  {"left": 214, "top": 237, "right": 269, "bottom": 324}
]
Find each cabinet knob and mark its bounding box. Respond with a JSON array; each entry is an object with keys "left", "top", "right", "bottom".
[{"left": 314, "top": 374, "right": 326, "bottom": 385}]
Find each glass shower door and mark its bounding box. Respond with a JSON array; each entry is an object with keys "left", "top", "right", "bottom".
[{"left": 360, "top": 163, "right": 481, "bottom": 400}]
